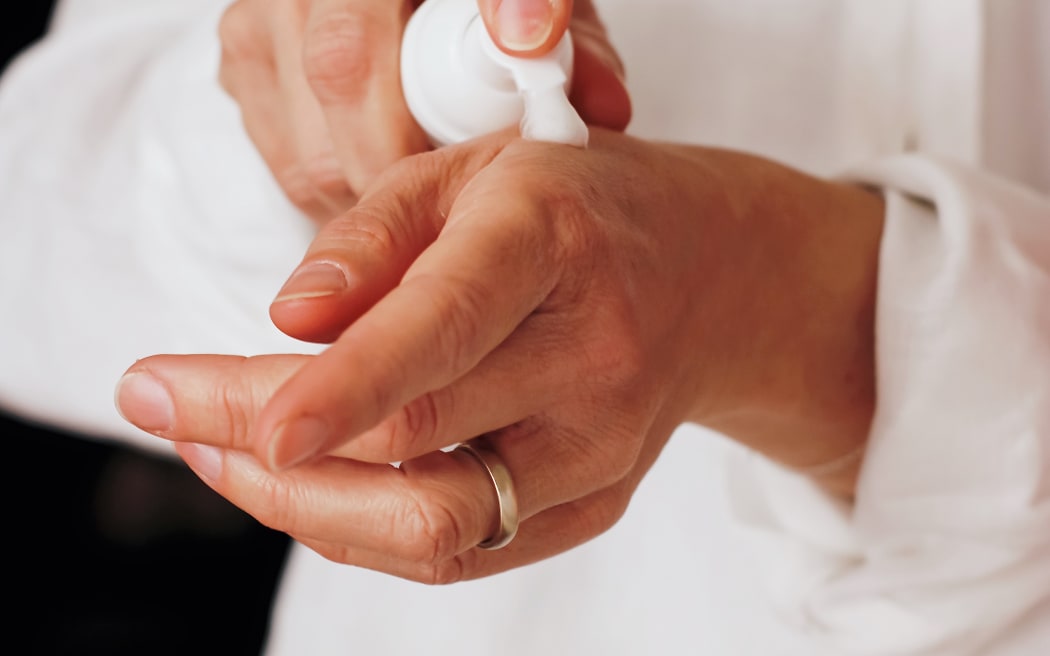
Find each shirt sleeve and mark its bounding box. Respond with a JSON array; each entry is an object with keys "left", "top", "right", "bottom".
[
  {"left": 726, "top": 154, "right": 1050, "bottom": 656},
  {"left": 0, "top": 0, "right": 320, "bottom": 457}
]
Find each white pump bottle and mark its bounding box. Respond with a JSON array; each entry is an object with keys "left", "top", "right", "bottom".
[{"left": 400, "top": 0, "right": 588, "bottom": 148}]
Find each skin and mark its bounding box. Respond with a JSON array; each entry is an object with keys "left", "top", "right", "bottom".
[
  {"left": 115, "top": 128, "right": 884, "bottom": 583},
  {"left": 217, "top": 0, "right": 630, "bottom": 224}
]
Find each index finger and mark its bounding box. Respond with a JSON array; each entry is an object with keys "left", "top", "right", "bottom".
[
  {"left": 303, "top": 0, "right": 429, "bottom": 192},
  {"left": 253, "top": 157, "right": 563, "bottom": 471}
]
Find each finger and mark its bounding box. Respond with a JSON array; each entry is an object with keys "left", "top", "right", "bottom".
[
  {"left": 114, "top": 354, "right": 310, "bottom": 450},
  {"left": 291, "top": 483, "right": 619, "bottom": 583},
  {"left": 217, "top": 0, "right": 273, "bottom": 95},
  {"left": 174, "top": 444, "right": 500, "bottom": 566},
  {"left": 261, "top": 222, "right": 558, "bottom": 471},
  {"left": 266, "top": 150, "right": 465, "bottom": 345},
  {"left": 477, "top": 0, "right": 573, "bottom": 56},
  {"left": 271, "top": 2, "right": 358, "bottom": 219},
  {"left": 328, "top": 311, "right": 571, "bottom": 463},
  {"left": 266, "top": 198, "right": 437, "bottom": 345},
  {"left": 360, "top": 420, "right": 671, "bottom": 582},
  {"left": 238, "top": 87, "right": 340, "bottom": 223},
  {"left": 255, "top": 167, "right": 561, "bottom": 470},
  {"left": 267, "top": 137, "right": 506, "bottom": 344},
  {"left": 302, "top": 0, "right": 428, "bottom": 194},
  {"left": 218, "top": 2, "right": 336, "bottom": 223},
  {"left": 175, "top": 428, "right": 664, "bottom": 583},
  {"left": 172, "top": 437, "right": 584, "bottom": 581}
]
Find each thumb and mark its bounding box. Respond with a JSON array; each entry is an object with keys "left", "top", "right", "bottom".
[
  {"left": 476, "top": 0, "right": 631, "bottom": 130},
  {"left": 477, "top": 0, "right": 572, "bottom": 56}
]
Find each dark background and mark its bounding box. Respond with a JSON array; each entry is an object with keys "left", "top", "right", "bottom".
[
  {"left": 4, "top": 3, "right": 292, "bottom": 654},
  {"left": 1, "top": 1, "right": 57, "bottom": 75}
]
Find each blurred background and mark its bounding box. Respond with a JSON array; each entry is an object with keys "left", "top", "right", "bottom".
[{"left": 3, "top": 3, "right": 292, "bottom": 654}]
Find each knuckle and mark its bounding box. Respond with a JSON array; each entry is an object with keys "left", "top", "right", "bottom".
[
  {"left": 591, "top": 488, "right": 632, "bottom": 534},
  {"left": 275, "top": 155, "right": 353, "bottom": 213},
  {"left": 581, "top": 302, "right": 648, "bottom": 389},
  {"left": 579, "top": 283, "right": 651, "bottom": 386},
  {"left": 218, "top": 1, "right": 262, "bottom": 63},
  {"left": 274, "top": 164, "right": 322, "bottom": 213},
  {"left": 601, "top": 430, "right": 642, "bottom": 483},
  {"left": 387, "top": 391, "right": 448, "bottom": 460},
  {"left": 573, "top": 488, "right": 631, "bottom": 540},
  {"left": 415, "top": 274, "right": 489, "bottom": 373},
  {"left": 610, "top": 329, "right": 648, "bottom": 385},
  {"left": 327, "top": 207, "right": 402, "bottom": 258},
  {"left": 210, "top": 356, "right": 255, "bottom": 450},
  {"left": 595, "top": 443, "right": 636, "bottom": 486},
  {"left": 300, "top": 153, "right": 354, "bottom": 202},
  {"left": 569, "top": 423, "right": 639, "bottom": 488},
  {"left": 401, "top": 492, "right": 465, "bottom": 569},
  {"left": 303, "top": 11, "right": 378, "bottom": 104},
  {"left": 249, "top": 471, "right": 303, "bottom": 533},
  {"left": 365, "top": 375, "right": 402, "bottom": 433},
  {"left": 412, "top": 556, "right": 468, "bottom": 586}
]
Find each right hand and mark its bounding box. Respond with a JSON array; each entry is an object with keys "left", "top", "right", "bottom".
[
  {"left": 217, "top": 0, "right": 632, "bottom": 225},
  {"left": 116, "top": 128, "right": 883, "bottom": 582}
]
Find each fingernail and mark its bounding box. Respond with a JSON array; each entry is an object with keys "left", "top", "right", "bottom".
[
  {"left": 496, "top": 0, "right": 555, "bottom": 52},
  {"left": 115, "top": 372, "right": 174, "bottom": 433},
  {"left": 267, "top": 416, "right": 330, "bottom": 471},
  {"left": 273, "top": 262, "right": 348, "bottom": 303},
  {"left": 178, "top": 443, "right": 223, "bottom": 483}
]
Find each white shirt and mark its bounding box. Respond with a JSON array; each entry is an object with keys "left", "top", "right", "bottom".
[{"left": 0, "top": 1, "right": 1047, "bottom": 654}]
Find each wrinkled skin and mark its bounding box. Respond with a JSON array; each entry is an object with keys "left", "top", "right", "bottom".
[
  {"left": 217, "top": 0, "right": 630, "bottom": 223},
  {"left": 117, "top": 128, "right": 884, "bottom": 583}
]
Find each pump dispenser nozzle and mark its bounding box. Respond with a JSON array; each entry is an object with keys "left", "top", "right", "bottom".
[{"left": 400, "top": 0, "right": 588, "bottom": 148}]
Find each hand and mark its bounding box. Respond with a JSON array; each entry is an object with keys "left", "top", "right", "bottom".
[
  {"left": 218, "top": 0, "right": 631, "bottom": 224},
  {"left": 116, "top": 129, "right": 883, "bottom": 582}
]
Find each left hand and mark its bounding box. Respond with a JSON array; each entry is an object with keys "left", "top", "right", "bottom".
[
  {"left": 217, "top": 0, "right": 630, "bottom": 225},
  {"left": 116, "top": 129, "right": 883, "bottom": 582}
]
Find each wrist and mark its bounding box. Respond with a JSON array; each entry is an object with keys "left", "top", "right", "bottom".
[{"left": 680, "top": 149, "right": 884, "bottom": 497}]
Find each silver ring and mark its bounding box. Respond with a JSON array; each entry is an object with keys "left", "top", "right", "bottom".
[{"left": 455, "top": 442, "right": 519, "bottom": 550}]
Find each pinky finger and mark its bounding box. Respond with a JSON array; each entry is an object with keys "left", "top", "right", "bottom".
[{"left": 293, "top": 480, "right": 634, "bottom": 583}]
